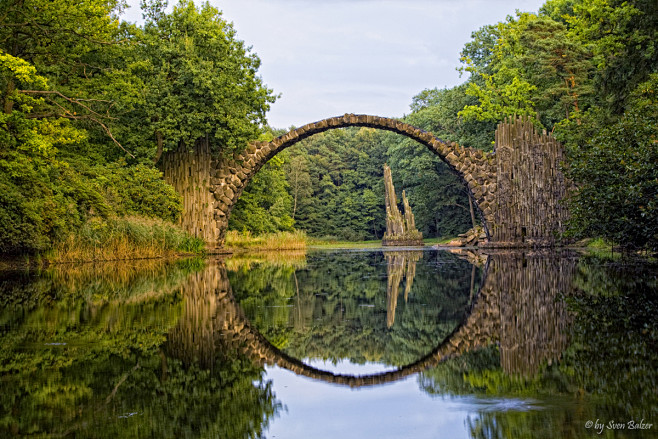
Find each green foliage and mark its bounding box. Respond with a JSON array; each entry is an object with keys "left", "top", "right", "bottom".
[
  {"left": 249, "top": 120, "right": 478, "bottom": 241},
  {"left": 561, "top": 74, "right": 658, "bottom": 250},
  {"left": 229, "top": 155, "right": 294, "bottom": 234},
  {"left": 0, "top": 261, "right": 280, "bottom": 438},
  {"left": 459, "top": 13, "right": 593, "bottom": 130},
  {"left": 382, "top": 104, "right": 480, "bottom": 238},
  {"left": 418, "top": 254, "right": 658, "bottom": 438},
  {"left": 0, "top": 81, "right": 185, "bottom": 254},
  {"left": 280, "top": 128, "right": 388, "bottom": 241},
  {"left": 447, "top": 0, "right": 658, "bottom": 249},
  {"left": 409, "top": 85, "right": 496, "bottom": 149},
  {"left": 95, "top": 162, "right": 183, "bottom": 222},
  {"left": 125, "top": 0, "right": 276, "bottom": 158},
  {"left": 0, "top": 0, "right": 275, "bottom": 255},
  {"left": 229, "top": 250, "right": 478, "bottom": 366},
  {"left": 0, "top": 104, "right": 108, "bottom": 252},
  {"left": 564, "top": 257, "right": 658, "bottom": 415},
  {"left": 563, "top": 0, "right": 658, "bottom": 115}
]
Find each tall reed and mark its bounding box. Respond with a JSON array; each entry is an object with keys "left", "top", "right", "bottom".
[
  {"left": 224, "top": 230, "right": 307, "bottom": 251},
  {"left": 49, "top": 216, "right": 205, "bottom": 263}
]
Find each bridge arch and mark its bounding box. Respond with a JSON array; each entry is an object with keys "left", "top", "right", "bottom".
[
  {"left": 165, "top": 251, "right": 577, "bottom": 388},
  {"left": 161, "top": 114, "right": 568, "bottom": 248},
  {"left": 209, "top": 114, "right": 498, "bottom": 246}
]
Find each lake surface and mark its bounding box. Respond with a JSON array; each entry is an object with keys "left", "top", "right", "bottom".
[{"left": 1, "top": 248, "right": 656, "bottom": 438}]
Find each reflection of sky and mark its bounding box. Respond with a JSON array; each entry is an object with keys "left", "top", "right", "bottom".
[{"left": 264, "top": 360, "right": 539, "bottom": 439}]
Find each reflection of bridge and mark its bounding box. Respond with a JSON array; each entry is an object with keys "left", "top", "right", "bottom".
[{"left": 166, "top": 252, "right": 576, "bottom": 387}]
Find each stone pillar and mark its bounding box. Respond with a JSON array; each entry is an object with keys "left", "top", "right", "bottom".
[
  {"left": 491, "top": 116, "right": 569, "bottom": 247},
  {"left": 160, "top": 137, "right": 219, "bottom": 247},
  {"left": 382, "top": 164, "right": 423, "bottom": 246}
]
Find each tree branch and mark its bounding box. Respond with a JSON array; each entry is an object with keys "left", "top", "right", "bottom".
[
  {"left": 19, "top": 90, "right": 117, "bottom": 120},
  {"left": 18, "top": 89, "right": 135, "bottom": 158}
]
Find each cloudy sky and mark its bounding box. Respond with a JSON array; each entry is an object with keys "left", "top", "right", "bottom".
[{"left": 122, "top": 0, "right": 546, "bottom": 129}]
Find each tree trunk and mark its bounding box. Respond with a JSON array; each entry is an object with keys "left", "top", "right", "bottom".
[
  {"left": 153, "top": 130, "right": 164, "bottom": 164},
  {"left": 3, "top": 78, "right": 15, "bottom": 114}
]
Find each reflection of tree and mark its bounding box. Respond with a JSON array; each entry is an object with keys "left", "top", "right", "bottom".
[
  {"left": 384, "top": 250, "right": 423, "bottom": 328},
  {"left": 421, "top": 252, "right": 576, "bottom": 390},
  {"left": 0, "top": 259, "right": 280, "bottom": 438},
  {"left": 565, "top": 256, "right": 658, "bottom": 417},
  {"left": 229, "top": 250, "right": 478, "bottom": 367},
  {"left": 224, "top": 250, "right": 307, "bottom": 272}
]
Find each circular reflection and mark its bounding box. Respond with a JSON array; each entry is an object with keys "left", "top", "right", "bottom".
[{"left": 225, "top": 249, "right": 486, "bottom": 387}]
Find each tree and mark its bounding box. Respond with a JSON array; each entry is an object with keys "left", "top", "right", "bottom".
[
  {"left": 562, "top": 74, "right": 658, "bottom": 251},
  {"left": 229, "top": 155, "right": 294, "bottom": 234},
  {"left": 0, "top": 0, "right": 135, "bottom": 156},
  {"left": 285, "top": 154, "right": 312, "bottom": 220},
  {"left": 459, "top": 13, "right": 594, "bottom": 131},
  {"left": 129, "top": 0, "right": 277, "bottom": 162},
  {"left": 561, "top": 0, "right": 658, "bottom": 116},
  {"left": 409, "top": 85, "right": 496, "bottom": 150},
  {"left": 283, "top": 128, "right": 387, "bottom": 240}
]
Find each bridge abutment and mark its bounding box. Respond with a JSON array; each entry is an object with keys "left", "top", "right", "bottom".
[
  {"left": 489, "top": 116, "right": 570, "bottom": 247},
  {"left": 161, "top": 137, "right": 220, "bottom": 247}
]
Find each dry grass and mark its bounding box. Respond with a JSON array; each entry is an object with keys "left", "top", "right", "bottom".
[
  {"left": 48, "top": 216, "right": 205, "bottom": 263},
  {"left": 224, "top": 230, "right": 307, "bottom": 251}
]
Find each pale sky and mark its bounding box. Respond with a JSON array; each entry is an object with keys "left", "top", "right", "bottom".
[{"left": 122, "top": 0, "right": 547, "bottom": 129}]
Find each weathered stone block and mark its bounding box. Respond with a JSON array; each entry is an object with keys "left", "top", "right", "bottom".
[{"left": 445, "top": 151, "right": 459, "bottom": 164}]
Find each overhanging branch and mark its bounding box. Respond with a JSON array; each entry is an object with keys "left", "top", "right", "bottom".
[{"left": 18, "top": 89, "right": 134, "bottom": 158}]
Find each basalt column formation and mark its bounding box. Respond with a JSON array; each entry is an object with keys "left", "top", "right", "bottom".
[{"left": 382, "top": 164, "right": 424, "bottom": 246}]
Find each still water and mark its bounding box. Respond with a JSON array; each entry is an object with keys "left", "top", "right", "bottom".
[{"left": 0, "top": 249, "right": 656, "bottom": 438}]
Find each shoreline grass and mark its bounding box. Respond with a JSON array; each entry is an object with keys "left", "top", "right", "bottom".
[
  {"left": 224, "top": 230, "right": 307, "bottom": 251},
  {"left": 46, "top": 216, "right": 205, "bottom": 264}
]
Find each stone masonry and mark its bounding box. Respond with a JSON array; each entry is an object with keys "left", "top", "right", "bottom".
[{"left": 162, "top": 114, "right": 568, "bottom": 248}]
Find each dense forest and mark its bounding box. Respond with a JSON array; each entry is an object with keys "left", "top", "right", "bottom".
[{"left": 1, "top": 0, "right": 656, "bottom": 255}]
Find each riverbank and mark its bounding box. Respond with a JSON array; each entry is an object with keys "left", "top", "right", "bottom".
[
  {"left": 3, "top": 229, "right": 650, "bottom": 272},
  {"left": 0, "top": 216, "right": 206, "bottom": 270},
  {"left": 224, "top": 230, "right": 307, "bottom": 251},
  {"left": 225, "top": 231, "right": 457, "bottom": 252}
]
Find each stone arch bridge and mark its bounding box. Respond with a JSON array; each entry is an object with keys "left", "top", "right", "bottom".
[{"left": 161, "top": 114, "right": 568, "bottom": 248}]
